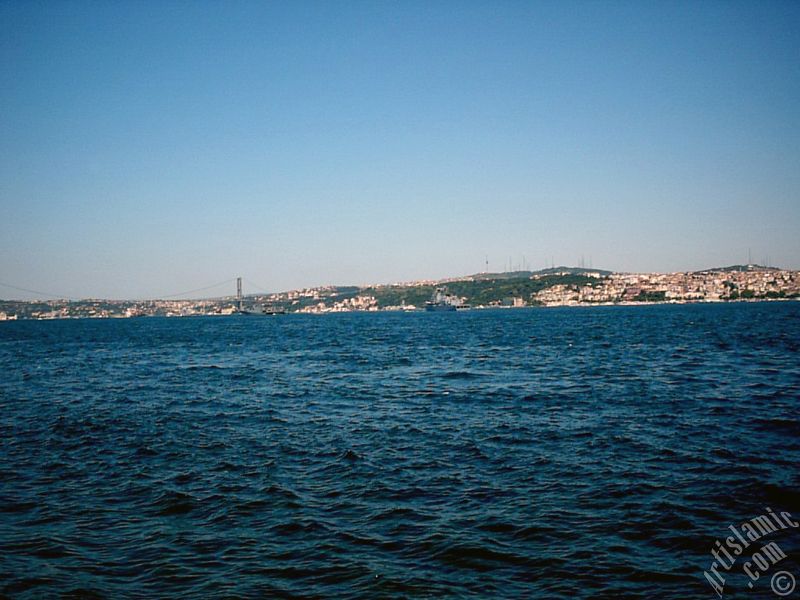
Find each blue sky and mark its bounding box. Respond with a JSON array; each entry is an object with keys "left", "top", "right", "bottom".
[{"left": 1, "top": 1, "right": 799, "bottom": 299}]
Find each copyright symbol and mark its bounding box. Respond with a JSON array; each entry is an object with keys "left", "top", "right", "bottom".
[{"left": 771, "top": 571, "right": 796, "bottom": 597}]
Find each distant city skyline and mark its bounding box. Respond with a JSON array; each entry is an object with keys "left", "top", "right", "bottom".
[
  {"left": 2, "top": 1, "right": 799, "bottom": 300},
  {"left": 0, "top": 262, "right": 793, "bottom": 302}
]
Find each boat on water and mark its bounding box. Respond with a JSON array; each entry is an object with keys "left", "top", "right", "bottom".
[
  {"left": 239, "top": 304, "right": 286, "bottom": 316},
  {"left": 425, "top": 287, "right": 469, "bottom": 312}
]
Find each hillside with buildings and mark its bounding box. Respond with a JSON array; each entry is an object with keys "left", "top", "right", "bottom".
[{"left": 1, "top": 265, "right": 798, "bottom": 320}]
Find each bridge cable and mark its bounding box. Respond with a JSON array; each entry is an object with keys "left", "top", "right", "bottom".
[
  {"left": 0, "top": 280, "right": 78, "bottom": 300},
  {"left": 157, "top": 278, "right": 237, "bottom": 299}
]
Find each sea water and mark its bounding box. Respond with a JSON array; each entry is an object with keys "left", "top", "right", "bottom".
[{"left": 1, "top": 303, "right": 799, "bottom": 598}]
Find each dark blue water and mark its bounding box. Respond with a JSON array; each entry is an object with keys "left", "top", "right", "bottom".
[{"left": 1, "top": 303, "right": 799, "bottom": 598}]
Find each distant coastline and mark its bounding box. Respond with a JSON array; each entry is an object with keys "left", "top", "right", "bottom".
[{"left": 1, "top": 264, "right": 798, "bottom": 320}]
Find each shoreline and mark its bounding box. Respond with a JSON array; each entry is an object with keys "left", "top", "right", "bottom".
[{"left": 2, "top": 297, "right": 798, "bottom": 321}]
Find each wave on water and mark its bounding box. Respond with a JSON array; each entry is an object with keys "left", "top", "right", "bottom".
[{"left": 1, "top": 303, "right": 799, "bottom": 598}]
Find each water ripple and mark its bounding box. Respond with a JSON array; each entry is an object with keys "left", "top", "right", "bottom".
[{"left": 1, "top": 303, "right": 799, "bottom": 598}]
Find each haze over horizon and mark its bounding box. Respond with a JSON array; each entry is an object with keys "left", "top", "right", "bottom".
[{"left": 2, "top": 1, "right": 799, "bottom": 300}]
